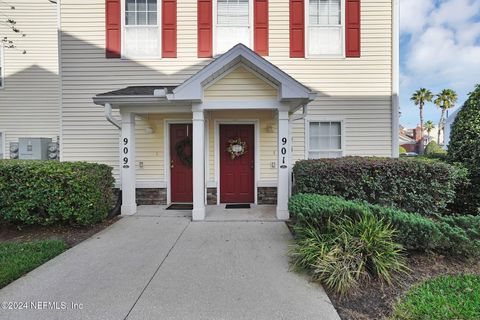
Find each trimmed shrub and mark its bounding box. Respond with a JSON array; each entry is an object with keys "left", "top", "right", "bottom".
[
  {"left": 292, "top": 157, "right": 467, "bottom": 216},
  {"left": 289, "top": 194, "right": 480, "bottom": 257},
  {"left": 289, "top": 194, "right": 441, "bottom": 251},
  {"left": 424, "top": 141, "right": 447, "bottom": 156},
  {"left": 448, "top": 84, "right": 480, "bottom": 215},
  {"left": 399, "top": 146, "right": 407, "bottom": 154},
  {"left": 0, "top": 160, "right": 114, "bottom": 225},
  {"left": 290, "top": 215, "right": 407, "bottom": 296}
]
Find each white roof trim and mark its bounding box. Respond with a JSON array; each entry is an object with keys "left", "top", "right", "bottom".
[{"left": 170, "top": 44, "right": 316, "bottom": 102}]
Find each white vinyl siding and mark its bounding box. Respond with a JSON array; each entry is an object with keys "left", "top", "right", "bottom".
[
  {"left": 308, "top": 121, "right": 343, "bottom": 158},
  {"left": 124, "top": 0, "right": 160, "bottom": 58},
  {"left": 0, "top": 0, "right": 59, "bottom": 154},
  {"left": 0, "top": 46, "right": 4, "bottom": 88},
  {"left": 0, "top": 132, "right": 4, "bottom": 159},
  {"left": 215, "top": 0, "right": 251, "bottom": 54},
  {"left": 307, "top": 0, "right": 344, "bottom": 57}
]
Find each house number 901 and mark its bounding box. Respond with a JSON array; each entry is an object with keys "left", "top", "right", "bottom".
[
  {"left": 123, "top": 138, "right": 130, "bottom": 168},
  {"left": 280, "top": 137, "right": 288, "bottom": 169}
]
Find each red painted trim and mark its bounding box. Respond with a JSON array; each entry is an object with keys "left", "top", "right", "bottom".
[
  {"left": 289, "top": 0, "right": 304, "bottom": 58},
  {"left": 198, "top": 0, "right": 212, "bottom": 58},
  {"left": 254, "top": 0, "right": 269, "bottom": 56},
  {"left": 345, "top": 0, "right": 361, "bottom": 57},
  {"left": 105, "top": 0, "right": 121, "bottom": 58},
  {"left": 162, "top": 0, "right": 177, "bottom": 58}
]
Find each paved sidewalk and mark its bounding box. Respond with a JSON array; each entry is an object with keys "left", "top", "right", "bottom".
[{"left": 0, "top": 215, "right": 340, "bottom": 320}]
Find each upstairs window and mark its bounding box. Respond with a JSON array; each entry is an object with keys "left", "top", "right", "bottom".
[
  {"left": 216, "top": 0, "right": 251, "bottom": 54},
  {"left": 307, "top": 0, "right": 344, "bottom": 56},
  {"left": 124, "top": 0, "right": 160, "bottom": 58},
  {"left": 308, "top": 121, "right": 343, "bottom": 158}
]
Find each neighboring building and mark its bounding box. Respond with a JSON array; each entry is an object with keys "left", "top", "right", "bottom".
[
  {"left": 444, "top": 108, "right": 460, "bottom": 148},
  {"left": 400, "top": 124, "right": 442, "bottom": 153},
  {"left": 0, "top": 0, "right": 60, "bottom": 158},
  {"left": 1, "top": 0, "right": 400, "bottom": 220}
]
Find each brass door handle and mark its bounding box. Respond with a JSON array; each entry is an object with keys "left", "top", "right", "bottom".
[{"left": 170, "top": 160, "right": 174, "bottom": 168}]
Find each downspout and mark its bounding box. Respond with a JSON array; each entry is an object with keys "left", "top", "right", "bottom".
[
  {"left": 105, "top": 103, "right": 121, "bottom": 129},
  {"left": 287, "top": 104, "right": 308, "bottom": 196},
  {"left": 391, "top": 0, "right": 400, "bottom": 157}
]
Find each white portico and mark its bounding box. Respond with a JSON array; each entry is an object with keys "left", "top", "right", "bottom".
[{"left": 93, "top": 44, "right": 315, "bottom": 221}]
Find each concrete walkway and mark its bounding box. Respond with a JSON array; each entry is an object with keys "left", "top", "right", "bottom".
[{"left": 0, "top": 212, "right": 340, "bottom": 320}]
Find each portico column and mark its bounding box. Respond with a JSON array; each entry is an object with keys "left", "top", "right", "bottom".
[
  {"left": 120, "top": 111, "right": 137, "bottom": 215},
  {"left": 277, "top": 109, "right": 290, "bottom": 220},
  {"left": 192, "top": 108, "right": 206, "bottom": 220}
]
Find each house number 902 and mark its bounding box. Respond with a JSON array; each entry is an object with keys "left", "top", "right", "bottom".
[{"left": 123, "top": 138, "right": 130, "bottom": 168}]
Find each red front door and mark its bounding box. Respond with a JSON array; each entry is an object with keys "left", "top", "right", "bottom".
[
  {"left": 170, "top": 124, "right": 193, "bottom": 203},
  {"left": 220, "top": 124, "right": 255, "bottom": 203}
]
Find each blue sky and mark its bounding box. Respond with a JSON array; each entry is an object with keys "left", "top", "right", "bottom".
[{"left": 400, "top": 0, "right": 480, "bottom": 128}]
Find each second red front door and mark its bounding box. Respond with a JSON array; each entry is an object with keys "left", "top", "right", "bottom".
[
  {"left": 220, "top": 124, "right": 255, "bottom": 203},
  {"left": 170, "top": 124, "right": 193, "bottom": 203}
]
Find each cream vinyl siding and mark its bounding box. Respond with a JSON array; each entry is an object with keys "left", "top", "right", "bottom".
[
  {"left": 60, "top": 0, "right": 393, "bottom": 183},
  {"left": 135, "top": 113, "right": 191, "bottom": 182},
  {"left": 0, "top": 0, "right": 60, "bottom": 150},
  {"left": 204, "top": 66, "right": 278, "bottom": 101}
]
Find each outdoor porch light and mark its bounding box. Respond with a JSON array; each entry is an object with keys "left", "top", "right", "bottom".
[{"left": 144, "top": 127, "right": 154, "bottom": 135}]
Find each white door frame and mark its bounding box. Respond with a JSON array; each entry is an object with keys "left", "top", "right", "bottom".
[
  {"left": 164, "top": 119, "right": 193, "bottom": 204},
  {"left": 214, "top": 119, "right": 260, "bottom": 205}
]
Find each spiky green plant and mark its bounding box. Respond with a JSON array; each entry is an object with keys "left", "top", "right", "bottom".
[{"left": 290, "top": 214, "right": 408, "bottom": 296}]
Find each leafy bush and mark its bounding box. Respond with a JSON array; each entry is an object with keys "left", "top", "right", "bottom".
[
  {"left": 391, "top": 274, "right": 480, "bottom": 320},
  {"left": 289, "top": 194, "right": 480, "bottom": 257},
  {"left": 424, "top": 141, "right": 447, "bottom": 156},
  {"left": 292, "top": 157, "right": 466, "bottom": 216},
  {"left": 448, "top": 84, "right": 480, "bottom": 215},
  {"left": 0, "top": 160, "right": 114, "bottom": 225},
  {"left": 290, "top": 214, "right": 407, "bottom": 296},
  {"left": 399, "top": 146, "right": 407, "bottom": 154}
]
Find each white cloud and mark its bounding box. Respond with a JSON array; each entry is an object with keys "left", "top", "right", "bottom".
[
  {"left": 431, "top": 0, "right": 480, "bottom": 27},
  {"left": 399, "top": 0, "right": 435, "bottom": 33},
  {"left": 402, "top": 0, "right": 480, "bottom": 87}
]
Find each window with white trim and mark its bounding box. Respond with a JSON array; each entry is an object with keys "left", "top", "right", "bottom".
[
  {"left": 307, "top": 0, "right": 343, "bottom": 56},
  {"left": 124, "top": 0, "right": 160, "bottom": 58},
  {"left": 216, "top": 0, "right": 251, "bottom": 54},
  {"left": 308, "top": 121, "right": 343, "bottom": 158}
]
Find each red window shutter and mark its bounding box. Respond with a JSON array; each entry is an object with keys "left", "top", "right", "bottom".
[
  {"left": 105, "top": 0, "right": 121, "bottom": 58},
  {"left": 345, "top": 0, "right": 361, "bottom": 57},
  {"left": 289, "top": 0, "right": 304, "bottom": 58},
  {"left": 198, "top": 0, "right": 212, "bottom": 58},
  {"left": 162, "top": 0, "right": 177, "bottom": 57},
  {"left": 254, "top": 0, "right": 269, "bottom": 56}
]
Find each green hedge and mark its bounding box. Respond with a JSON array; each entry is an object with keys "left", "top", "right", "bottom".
[
  {"left": 0, "top": 160, "right": 115, "bottom": 225},
  {"left": 448, "top": 84, "right": 480, "bottom": 215},
  {"left": 292, "top": 157, "right": 467, "bottom": 216},
  {"left": 289, "top": 194, "right": 480, "bottom": 257}
]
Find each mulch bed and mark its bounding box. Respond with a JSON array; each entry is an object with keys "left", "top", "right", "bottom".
[
  {"left": 0, "top": 217, "right": 120, "bottom": 247},
  {"left": 328, "top": 253, "right": 480, "bottom": 320}
]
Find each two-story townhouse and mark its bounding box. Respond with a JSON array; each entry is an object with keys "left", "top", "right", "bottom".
[{"left": 2, "top": 0, "right": 399, "bottom": 221}]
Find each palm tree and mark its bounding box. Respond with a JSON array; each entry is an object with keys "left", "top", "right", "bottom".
[
  {"left": 424, "top": 120, "right": 435, "bottom": 143},
  {"left": 411, "top": 88, "right": 433, "bottom": 153},
  {"left": 434, "top": 89, "right": 458, "bottom": 145}
]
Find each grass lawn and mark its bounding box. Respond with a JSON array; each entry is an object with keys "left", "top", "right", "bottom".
[
  {"left": 0, "top": 240, "right": 67, "bottom": 288},
  {"left": 391, "top": 274, "right": 480, "bottom": 320}
]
